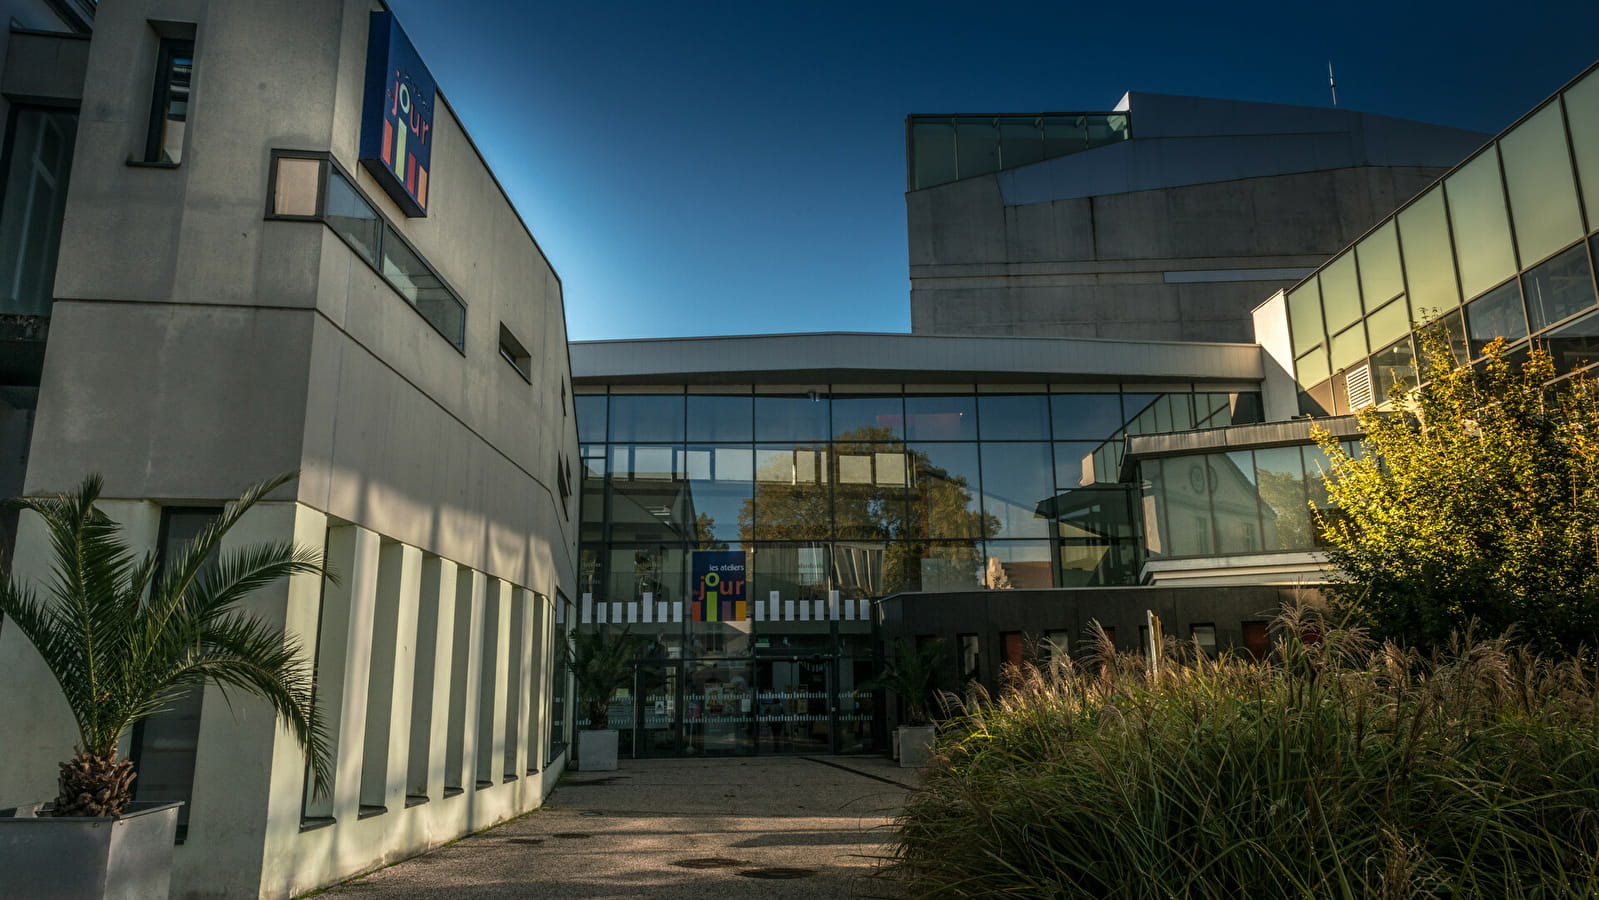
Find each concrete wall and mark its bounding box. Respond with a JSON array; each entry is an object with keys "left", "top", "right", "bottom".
[{"left": 1, "top": 1, "right": 577, "bottom": 896}]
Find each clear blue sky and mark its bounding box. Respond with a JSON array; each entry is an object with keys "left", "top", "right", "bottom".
[{"left": 386, "top": 0, "right": 1599, "bottom": 341}]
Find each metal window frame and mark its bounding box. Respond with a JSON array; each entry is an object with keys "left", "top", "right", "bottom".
[{"left": 144, "top": 36, "right": 195, "bottom": 164}]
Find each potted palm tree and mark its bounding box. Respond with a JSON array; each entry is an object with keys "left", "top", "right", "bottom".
[
  {"left": 563, "top": 626, "right": 648, "bottom": 771},
  {"left": 869, "top": 638, "right": 953, "bottom": 768},
  {"left": 0, "top": 473, "right": 331, "bottom": 900}
]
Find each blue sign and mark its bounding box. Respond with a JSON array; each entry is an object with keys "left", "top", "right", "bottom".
[
  {"left": 692, "top": 551, "right": 747, "bottom": 623},
  {"left": 359, "top": 12, "right": 435, "bottom": 217}
]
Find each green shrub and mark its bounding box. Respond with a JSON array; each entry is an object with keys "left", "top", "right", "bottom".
[{"left": 887, "top": 609, "right": 1599, "bottom": 899}]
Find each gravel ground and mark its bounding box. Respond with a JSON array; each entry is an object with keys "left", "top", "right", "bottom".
[{"left": 313, "top": 755, "right": 915, "bottom": 899}]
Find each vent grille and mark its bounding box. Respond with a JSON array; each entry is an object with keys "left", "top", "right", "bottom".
[{"left": 1345, "top": 364, "right": 1375, "bottom": 411}]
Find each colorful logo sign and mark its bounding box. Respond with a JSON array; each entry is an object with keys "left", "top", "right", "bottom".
[
  {"left": 359, "top": 12, "right": 435, "bottom": 217},
  {"left": 691, "top": 551, "right": 747, "bottom": 622}
]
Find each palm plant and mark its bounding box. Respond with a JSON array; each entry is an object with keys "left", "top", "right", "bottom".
[
  {"left": 868, "top": 637, "right": 955, "bottom": 725},
  {"left": 563, "top": 626, "right": 649, "bottom": 729},
  {"left": 0, "top": 473, "right": 331, "bottom": 817}
]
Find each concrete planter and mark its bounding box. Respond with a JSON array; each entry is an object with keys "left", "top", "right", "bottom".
[
  {"left": 897, "top": 725, "right": 937, "bottom": 768},
  {"left": 0, "top": 801, "right": 182, "bottom": 900},
  {"left": 577, "top": 728, "right": 619, "bottom": 771}
]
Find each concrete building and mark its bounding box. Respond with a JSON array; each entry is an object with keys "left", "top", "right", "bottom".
[
  {"left": 0, "top": 2, "right": 578, "bottom": 897},
  {"left": 906, "top": 95, "right": 1486, "bottom": 342}
]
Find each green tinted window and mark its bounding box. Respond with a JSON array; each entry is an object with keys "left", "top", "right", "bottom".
[
  {"left": 1329, "top": 324, "right": 1368, "bottom": 372},
  {"left": 1500, "top": 103, "right": 1583, "bottom": 266},
  {"left": 1565, "top": 69, "right": 1599, "bottom": 229},
  {"left": 1319, "top": 252, "right": 1363, "bottom": 332},
  {"left": 1357, "top": 222, "right": 1404, "bottom": 308},
  {"left": 1287, "top": 279, "right": 1324, "bottom": 354},
  {"left": 1364, "top": 296, "right": 1411, "bottom": 348},
  {"left": 1370, "top": 338, "right": 1416, "bottom": 403},
  {"left": 1445, "top": 148, "right": 1517, "bottom": 299},
  {"left": 1295, "top": 345, "right": 1329, "bottom": 388},
  {"left": 1398, "top": 188, "right": 1460, "bottom": 315}
]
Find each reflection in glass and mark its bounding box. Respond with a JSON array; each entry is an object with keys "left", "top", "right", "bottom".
[
  {"left": 754, "top": 395, "right": 829, "bottom": 442},
  {"left": 682, "top": 445, "right": 753, "bottom": 545},
  {"left": 1523, "top": 243, "right": 1596, "bottom": 332},
  {"left": 610, "top": 395, "right": 685, "bottom": 442},
  {"left": 1294, "top": 346, "right": 1329, "bottom": 389},
  {"left": 831, "top": 396, "right": 905, "bottom": 440},
  {"left": 1418, "top": 310, "right": 1469, "bottom": 374},
  {"left": 1358, "top": 222, "right": 1405, "bottom": 308},
  {"left": 982, "top": 540, "right": 1053, "bottom": 589},
  {"left": 1211, "top": 452, "right": 1262, "bottom": 555},
  {"left": 1445, "top": 148, "right": 1517, "bottom": 299},
  {"left": 1329, "top": 324, "right": 1368, "bottom": 372},
  {"left": 1500, "top": 103, "right": 1584, "bottom": 266},
  {"left": 1053, "top": 441, "right": 1103, "bottom": 490},
  {"left": 1567, "top": 69, "right": 1599, "bottom": 226},
  {"left": 1166, "top": 456, "right": 1214, "bottom": 556},
  {"left": 751, "top": 543, "right": 829, "bottom": 607},
  {"left": 607, "top": 445, "right": 686, "bottom": 543},
  {"left": 750, "top": 445, "right": 830, "bottom": 540},
  {"left": 1123, "top": 394, "right": 1195, "bottom": 434},
  {"left": 1465, "top": 280, "right": 1528, "bottom": 359},
  {"left": 1054, "top": 484, "right": 1137, "bottom": 586},
  {"left": 1364, "top": 297, "right": 1411, "bottom": 349},
  {"left": 1050, "top": 393, "right": 1124, "bottom": 440},
  {"left": 979, "top": 442, "right": 1053, "bottom": 539},
  {"left": 1370, "top": 338, "right": 1416, "bottom": 403},
  {"left": 904, "top": 395, "right": 976, "bottom": 441},
  {"left": 325, "top": 171, "right": 381, "bottom": 265},
  {"left": 575, "top": 395, "right": 608, "bottom": 443},
  {"left": 1303, "top": 445, "right": 1337, "bottom": 547},
  {"left": 1287, "top": 278, "right": 1324, "bottom": 355},
  {"left": 1543, "top": 311, "right": 1599, "bottom": 375},
  {"left": 1319, "top": 253, "right": 1363, "bottom": 332},
  {"left": 0, "top": 109, "right": 77, "bottom": 316},
  {"left": 977, "top": 394, "right": 1050, "bottom": 440},
  {"left": 832, "top": 442, "right": 910, "bottom": 539},
  {"left": 686, "top": 395, "right": 753, "bottom": 442},
  {"left": 1398, "top": 188, "right": 1461, "bottom": 314},
  {"left": 1254, "top": 447, "right": 1311, "bottom": 551},
  {"left": 380, "top": 231, "right": 465, "bottom": 348},
  {"left": 907, "top": 443, "right": 987, "bottom": 539}
]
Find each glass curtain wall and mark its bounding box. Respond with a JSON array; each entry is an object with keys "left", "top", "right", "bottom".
[
  {"left": 1287, "top": 62, "right": 1599, "bottom": 414},
  {"left": 573, "top": 383, "right": 1261, "bottom": 756}
]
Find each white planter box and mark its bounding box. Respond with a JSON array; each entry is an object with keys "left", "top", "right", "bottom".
[
  {"left": 577, "top": 729, "right": 619, "bottom": 771},
  {"left": 0, "top": 801, "right": 181, "bottom": 900},
  {"left": 897, "top": 725, "right": 937, "bottom": 768}
]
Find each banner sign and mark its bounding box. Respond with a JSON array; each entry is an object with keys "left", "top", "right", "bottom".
[
  {"left": 359, "top": 11, "right": 436, "bottom": 217},
  {"left": 692, "top": 550, "right": 747, "bottom": 622}
]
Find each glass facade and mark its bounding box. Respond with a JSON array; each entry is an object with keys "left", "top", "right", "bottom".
[
  {"left": 1289, "top": 63, "right": 1599, "bottom": 414},
  {"left": 0, "top": 108, "right": 77, "bottom": 317},
  {"left": 575, "top": 383, "right": 1261, "bottom": 755},
  {"left": 908, "top": 113, "right": 1130, "bottom": 190},
  {"left": 1138, "top": 443, "right": 1358, "bottom": 559}
]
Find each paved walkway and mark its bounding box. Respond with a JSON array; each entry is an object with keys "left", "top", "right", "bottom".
[{"left": 316, "top": 756, "right": 914, "bottom": 899}]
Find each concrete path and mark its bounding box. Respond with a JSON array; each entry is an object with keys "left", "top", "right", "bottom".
[{"left": 315, "top": 756, "right": 914, "bottom": 899}]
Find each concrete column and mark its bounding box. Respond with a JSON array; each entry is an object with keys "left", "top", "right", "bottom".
[
  {"left": 527, "top": 592, "right": 550, "bottom": 774},
  {"left": 306, "top": 524, "right": 381, "bottom": 823},
  {"left": 475, "top": 579, "right": 509, "bottom": 786},
  {"left": 449, "top": 568, "right": 485, "bottom": 795},
  {"left": 409, "top": 555, "right": 456, "bottom": 800},
  {"left": 362, "top": 540, "right": 421, "bottom": 813}
]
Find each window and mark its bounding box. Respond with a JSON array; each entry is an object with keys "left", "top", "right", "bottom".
[
  {"left": 267, "top": 157, "right": 467, "bottom": 350},
  {"left": 958, "top": 633, "right": 980, "bottom": 683},
  {"left": 0, "top": 108, "right": 77, "bottom": 317},
  {"left": 498, "top": 323, "right": 531, "bottom": 382},
  {"left": 1242, "top": 621, "right": 1270, "bottom": 660},
  {"left": 145, "top": 38, "right": 194, "bottom": 164},
  {"left": 1190, "top": 623, "right": 1218, "bottom": 657},
  {"left": 131, "top": 507, "right": 222, "bottom": 841}
]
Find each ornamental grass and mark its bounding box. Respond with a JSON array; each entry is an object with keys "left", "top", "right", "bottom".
[{"left": 886, "top": 604, "right": 1599, "bottom": 899}]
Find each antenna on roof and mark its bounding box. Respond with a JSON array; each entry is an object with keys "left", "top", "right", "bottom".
[{"left": 1328, "top": 61, "right": 1338, "bottom": 107}]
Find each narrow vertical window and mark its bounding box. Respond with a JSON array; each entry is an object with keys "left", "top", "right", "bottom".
[{"left": 146, "top": 38, "right": 194, "bottom": 164}]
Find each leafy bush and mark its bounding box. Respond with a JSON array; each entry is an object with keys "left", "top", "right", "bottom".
[{"left": 886, "top": 609, "right": 1599, "bottom": 899}]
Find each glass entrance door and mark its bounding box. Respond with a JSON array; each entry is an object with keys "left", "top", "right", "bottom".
[
  {"left": 754, "top": 657, "right": 833, "bottom": 754},
  {"left": 684, "top": 658, "right": 754, "bottom": 756},
  {"left": 634, "top": 662, "right": 681, "bottom": 757}
]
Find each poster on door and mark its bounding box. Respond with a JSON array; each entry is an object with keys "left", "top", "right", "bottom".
[{"left": 691, "top": 550, "right": 747, "bottom": 622}]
